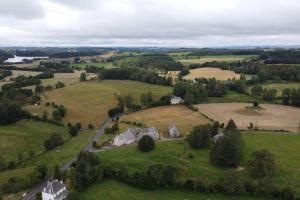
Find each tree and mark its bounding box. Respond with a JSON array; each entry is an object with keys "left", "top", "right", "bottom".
[
  {"left": 0, "top": 100, "right": 28, "bottom": 125},
  {"left": 53, "top": 165, "right": 63, "bottom": 181},
  {"left": 42, "top": 110, "right": 48, "bottom": 120},
  {"left": 0, "top": 155, "right": 6, "bottom": 170},
  {"left": 35, "top": 85, "right": 44, "bottom": 93},
  {"left": 55, "top": 81, "right": 65, "bottom": 89},
  {"left": 141, "top": 92, "right": 154, "bottom": 107},
  {"left": 138, "top": 135, "right": 155, "bottom": 152},
  {"left": 67, "top": 190, "right": 79, "bottom": 200},
  {"left": 184, "top": 91, "right": 194, "bottom": 106},
  {"left": 225, "top": 119, "right": 237, "bottom": 131},
  {"left": 35, "top": 164, "right": 48, "bottom": 180},
  {"left": 69, "top": 126, "right": 79, "bottom": 137},
  {"left": 251, "top": 85, "right": 263, "bottom": 97},
  {"left": 75, "top": 122, "right": 82, "bottom": 130},
  {"left": 187, "top": 125, "right": 212, "bottom": 149},
  {"left": 247, "top": 149, "right": 276, "bottom": 178},
  {"left": 210, "top": 131, "right": 242, "bottom": 168},
  {"left": 44, "top": 133, "right": 64, "bottom": 150},
  {"left": 52, "top": 109, "right": 62, "bottom": 121},
  {"left": 80, "top": 73, "right": 86, "bottom": 81}
]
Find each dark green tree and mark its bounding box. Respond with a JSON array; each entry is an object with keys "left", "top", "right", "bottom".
[
  {"left": 188, "top": 125, "right": 212, "bottom": 149},
  {"left": 138, "top": 135, "right": 155, "bottom": 152}
]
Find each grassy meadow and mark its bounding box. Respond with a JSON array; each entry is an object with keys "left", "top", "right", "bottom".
[
  {"left": 25, "top": 80, "right": 172, "bottom": 128},
  {"left": 260, "top": 82, "right": 300, "bottom": 96},
  {"left": 97, "top": 131, "right": 300, "bottom": 194},
  {"left": 178, "top": 55, "right": 256, "bottom": 65},
  {"left": 206, "top": 91, "right": 258, "bottom": 103},
  {"left": 79, "top": 180, "right": 264, "bottom": 200}
]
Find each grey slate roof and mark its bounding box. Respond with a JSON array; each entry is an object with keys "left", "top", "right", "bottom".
[{"left": 44, "top": 180, "right": 65, "bottom": 195}]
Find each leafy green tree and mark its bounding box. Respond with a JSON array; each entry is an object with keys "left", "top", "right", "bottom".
[
  {"left": 53, "top": 165, "right": 63, "bottom": 181},
  {"left": 251, "top": 85, "right": 263, "bottom": 97},
  {"left": 69, "top": 125, "right": 79, "bottom": 137},
  {"left": 141, "top": 92, "right": 154, "bottom": 107},
  {"left": 44, "top": 133, "right": 64, "bottom": 150},
  {"left": 0, "top": 155, "right": 6, "bottom": 170},
  {"left": 225, "top": 119, "right": 237, "bottom": 132},
  {"left": 80, "top": 73, "right": 86, "bottom": 81},
  {"left": 42, "top": 110, "right": 48, "bottom": 120},
  {"left": 218, "top": 170, "right": 245, "bottom": 195},
  {"left": 188, "top": 125, "right": 212, "bottom": 149},
  {"left": 52, "top": 109, "right": 62, "bottom": 121},
  {"left": 247, "top": 149, "right": 276, "bottom": 178},
  {"left": 138, "top": 135, "right": 155, "bottom": 152},
  {"left": 184, "top": 91, "right": 194, "bottom": 106}
]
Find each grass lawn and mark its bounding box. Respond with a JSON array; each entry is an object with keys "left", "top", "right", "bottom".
[
  {"left": 0, "top": 120, "right": 69, "bottom": 161},
  {"left": 79, "top": 179, "right": 263, "bottom": 200},
  {"left": 69, "top": 61, "right": 115, "bottom": 69},
  {"left": 205, "top": 91, "right": 258, "bottom": 103},
  {"left": 97, "top": 132, "right": 300, "bottom": 193},
  {"left": 24, "top": 80, "right": 172, "bottom": 128},
  {"left": 121, "top": 105, "right": 210, "bottom": 137}
]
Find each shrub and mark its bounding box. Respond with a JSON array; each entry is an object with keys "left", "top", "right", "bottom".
[
  {"left": 44, "top": 133, "right": 64, "bottom": 150},
  {"left": 247, "top": 149, "right": 276, "bottom": 178},
  {"left": 253, "top": 101, "right": 259, "bottom": 107},
  {"left": 217, "top": 171, "right": 245, "bottom": 195},
  {"left": 225, "top": 119, "right": 237, "bottom": 131},
  {"left": 138, "top": 135, "right": 155, "bottom": 152},
  {"left": 187, "top": 124, "right": 212, "bottom": 149},
  {"left": 69, "top": 126, "right": 79, "bottom": 137},
  {"left": 88, "top": 124, "right": 95, "bottom": 130}
]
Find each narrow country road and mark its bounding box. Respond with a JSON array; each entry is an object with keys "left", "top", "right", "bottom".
[{"left": 23, "top": 117, "right": 113, "bottom": 200}]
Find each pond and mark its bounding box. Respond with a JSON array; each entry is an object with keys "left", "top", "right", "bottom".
[{"left": 4, "top": 55, "right": 48, "bottom": 63}]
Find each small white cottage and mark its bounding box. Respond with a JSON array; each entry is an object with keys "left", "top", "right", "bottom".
[
  {"left": 42, "top": 179, "right": 68, "bottom": 200},
  {"left": 113, "top": 127, "right": 159, "bottom": 146},
  {"left": 213, "top": 131, "right": 224, "bottom": 143},
  {"left": 170, "top": 96, "right": 184, "bottom": 105},
  {"left": 168, "top": 124, "right": 181, "bottom": 137}
]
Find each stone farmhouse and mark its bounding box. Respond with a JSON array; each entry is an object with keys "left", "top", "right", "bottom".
[
  {"left": 170, "top": 96, "right": 184, "bottom": 105},
  {"left": 42, "top": 179, "right": 68, "bottom": 200},
  {"left": 168, "top": 124, "right": 181, "bottom": 137},
  {"left": 113, "top": 127, "right": 159, "bottom": 146}
]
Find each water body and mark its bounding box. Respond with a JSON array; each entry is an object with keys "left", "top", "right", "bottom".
[{"left": 5, "top": 55, "right": 49, "bottom": 63}]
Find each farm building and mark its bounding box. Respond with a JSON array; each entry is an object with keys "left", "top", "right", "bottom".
[
  {"left": 168, "top": 124, "right": 181, "bottom": 137},
  {"left": 42, "top": 179, "right": 68, "bottom": 200},
  {"left": 213, "top": 131, "right": 224, "bottom": 143},
  {"left": 171, "top": 96, "right": 184, "bottom": 104},
  {"left": 113, "top": 127, "right": 159, "bottom": 146}
]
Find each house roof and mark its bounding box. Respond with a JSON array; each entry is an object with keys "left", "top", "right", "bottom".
[{"left": 44, "top": 180, "right": 65, "bottom": 195}]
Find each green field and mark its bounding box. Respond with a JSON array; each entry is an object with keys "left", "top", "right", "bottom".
[
  {"left": 178, "top": 55, "right": 256, "bottom": 65},
  {"left": 206, "top": 91, "right": 258, "bottom": 103},
  {"left": 79, "top": 180, "right": 263, "bottom": 200},
  {"left": 0, "top": 120, "right": 94, "bottom": 186},
  {"left": 260, "top": 82, "right": 300, "bottom": 96},
  {"left": 25, "top": 80, "right": 172, "bottom": 128},
  {"left": 97, "top": 131, "right": 300, "bottom": 193},
  {"left": 0, "top": 120, "right": 69, "bottom": 161},
  {"left": 69, "top": 61, "right": 115, "bottom": 69}
]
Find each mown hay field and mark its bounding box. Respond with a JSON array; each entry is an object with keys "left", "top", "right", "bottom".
[
  {"left": 25, "top": 80, "right": 172, "bottom": 128},
  {"left": 121, "top": 105, "right": 210, "bottom": 137},
  {"left": 184, "top": 67, "right": 240, "bottom": 81},
  {"left": 196, "top": 103, "right": 300, "bottom": 132},
  {"left": 260, "top": 82, "right": 300, "bottom": 96}
]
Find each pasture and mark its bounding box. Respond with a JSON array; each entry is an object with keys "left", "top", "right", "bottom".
[
  {"left": 2, "top": 70, "right": 42, "bottom": 81},
  {"left": 97, "top": 132, "right": 300, "bottom": 194},
  {"left": 196, "top": 103, "right": 300, "bottom": 132},
  {"left": 260, "top": 82, "right": 300, "bottom": 96},
  {"left": 79, "top": 180, "right": 263, "bottom": 200},
  {"left": 184, "top": 67, "right": 240, "bottom": 81},
  {"left": 178, "top": 55, "right": 255, "bottom": 65},
  {"left": 121, "top": 105, "right": 210, "bottom": 137},
  {"left": 25, "top": 80, "right": 172, "bottom": 128}
]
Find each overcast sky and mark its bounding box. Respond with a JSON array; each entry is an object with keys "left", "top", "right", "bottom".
[{"left": 0, "top": 0, "right": 300, "bottom": 47}]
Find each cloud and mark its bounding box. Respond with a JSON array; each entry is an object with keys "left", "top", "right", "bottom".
[
  {"left": 0, "top": 0, "right": 44, "bottom": 19},
  {"left": 0, "top": 0, "right": 300, "bottom": 47}
]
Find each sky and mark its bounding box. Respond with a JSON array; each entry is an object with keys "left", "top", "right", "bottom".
[{"left": 0, "top": 0, "right": 300, "bottom": 47}]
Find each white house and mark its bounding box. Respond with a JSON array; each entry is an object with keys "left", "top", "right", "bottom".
[
  {"left": 170, "top": 96, "right": 183, "bottom": 105},
  {"left": 213, "top": 131, "right": 224, "bottom": 143},
  {"left": 168, "top": 124, "right": 181, "bottom": 137},
  {"left": 113, "top": 127, "right": 159, "bottom": 146},
  {"left": 42, "top": 180, "right": 68, "bottom": 200}
]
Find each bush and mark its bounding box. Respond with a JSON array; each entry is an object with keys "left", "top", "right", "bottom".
[
  {"left": 88, "top": 124, "right": 95, "bottom": 130},
  {"left": 253, "top": 101, "right": 259, "bottom": 107},
  {"left": 0, "top": 100, "right": 28, "bottom": 125},
  {"left": 247, "top": 149, "right": 276, "bottom": 178},
  {"left": 69, "top": 125, "right": 79, "bottom": 137},
  {"left": 138, "top": 135, "right": 155, "bottom": 152},
  {"left": 187, "top": 124, "right": 212, "bottom": 149},
  {"left": 217, "top": 171, "right": 245, "bottom": 195},
  {"left": 225, "top": 119, "right": 237, "bottom": 131},
  {"left": 44, "top": 133, "right": 64, "bottom": 150}
]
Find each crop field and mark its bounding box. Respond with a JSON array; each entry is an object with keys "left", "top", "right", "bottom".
[
  {"left": 196, "top": 103, "right": 300, "bottom": 132},
  {"left": 97, "top": 132, "right": 300, "bottom": 194},
  {"left": 184, "top": 67, "right": 240, "bottom": 81},
  {"left": 121, "top": 105, "right": 210, "bottom": 137},
  {"left": 79, "top": 180, "right": 263, "bottom": 200},
  {"left": 178, "top": 55, "right": 255, "bottom": 65},
  {"left": 25, "top": 80, "right": 172, "bottom": 128}
]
